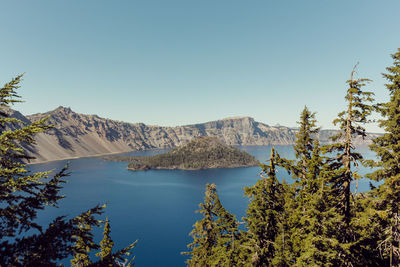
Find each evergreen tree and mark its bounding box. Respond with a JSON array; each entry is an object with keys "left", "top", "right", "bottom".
[
  {"left": 322, "top": 65, "right": 375, "bottom": 265},
  {"left": 367, "top": 48, "right": 400, "bottom": 266},
  {"left": 275, "top": 107, "right": 336, "bottom": 265},
  {"left": 96, "top": 217, "right": 114, "bottom": 266},
  {"left": 293, "top": 106, "right": 320, "bottom": 182},
  {"left": 71, "top": 206, "right": 103, "bottom": 267},
  {"left": 93, "top": 217, "right": 137, "bottom": 267},
  {"left": 323, "top": 65, "right": 374, "bottom": 225},
  {"left": 271, "top": 178, "right": 292, "bottom": 267},
  {"left": 292, "top": 141, "right": 340, "bottom": 266},
  {"left": 184, "top": 183, "right": 240, "bottom": 266},
  {"left": 349, "top": 188, "right": 388, "bottom": 266},
  {"left": 0, "top": 74, "right": 136, "bottom": 266},
  {"left": 0, "top": 74, "right": 80, "bottom": 265},
  {"left": 0, "top": 74, "right": 54, "bottom": 240},
  {"left": 243, "top": 147, "right": 285, "bottom": 266},
  {"left": 280, "top": 107, "right": 321, "bottom": 240}
]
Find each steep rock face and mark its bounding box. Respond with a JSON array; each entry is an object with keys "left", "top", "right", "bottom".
[
  {"left": 186, "top": 117, "right": 297, "bottom": 145},
  {"left": 5, "top": 106, "right": 377, "bottom": 163}
]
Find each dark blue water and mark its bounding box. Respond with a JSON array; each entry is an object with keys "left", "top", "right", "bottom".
[{"left": 29, "top": 145, "right": 378, "bottom": 266}]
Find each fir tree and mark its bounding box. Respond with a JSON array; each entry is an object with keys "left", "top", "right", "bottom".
[
  {"left": 292, "top": 141, "right": 340, "bottom": 266},
  {"left": 367, "top": 48, "right": 400, "bottom": 266},
  {"left": 323, "top": 65, "right": 374, "bottom": 225},
  {"left": 274, "top": 107, "right": 321, "bottom": 216},
  {"left": 243, "top": 147, "right": 285, "bottom": 266},
  {"left": 96, "top": 217, "right": 114, "bottom": 266},
  {"left": 280, "top": 107, "right": 322, "bottom": 235},
  {"left": 0, "top": 74, "right": 78, "bottom": 265},
  {"left": 0, "top": 74, "right": 136, "bottom": 266},
  {"left": 93, "top": 217, "right": 137, "bottom": 267},
  {"left": 322, "top": 65, "right": 375, "bottom": 265},
  {"left": 183, "top": 183, "right": 240, "bottom": 266},
  {"left": 271, "top": 178, "right": 292, "bottom": 267},
  {"left": 71, "top": 206, "right": 103, "bottom": 267},
  {"left": 293, "top": 106, "right": 320, "bottom": 182},
  {"left": 275, "top": 107, "right": 335, "bottom": 265}
]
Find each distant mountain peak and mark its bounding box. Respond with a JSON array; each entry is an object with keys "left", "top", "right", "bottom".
[
  {"left": 221, "top": 116, "right": 254, "bottom": 121},
  {"left": 54, "top": 106, "right": 73, "bottom": 113}
]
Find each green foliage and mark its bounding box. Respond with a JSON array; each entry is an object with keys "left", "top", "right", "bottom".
[
  {"left": 319, "top": 66, "right": 380, "bottom": 266},
  {"left": 0, "top": 75, "right": 136, "bottom": 266},
  {"left": 183, "top": 183, "right": 242, "bottom": 266},
  {"left": 367, "top": 48, "right": 400, "bottom": 265},
  {"left": 243, "top": 147, "right": 285, "bottom": 266},
  {"left": 275, "top": 107, "right": 338, "bottom": 266},
  {"left": 93, "top": 217, "right": 137, "bottom": 267},
  {"left": 96, "top": 217, "right": 114, "bottom": 265},
  {"left": 71, "top": 205, "right": 104, "bottom": 267},
  {"left": 0, "top": 74, "right": 74, "bottom": 265},
  {"left": 293, "top": 106, "right": 320, "bottom": 165},
  {"left": 184, "top": 54, "right": 400, "bottom": 266},
  {"left": 322, "top": 65, "right": 375, "bottom": 226}
]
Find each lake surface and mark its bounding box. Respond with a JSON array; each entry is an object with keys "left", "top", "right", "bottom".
[{"left": 29, "top": 145, "right": 378, "bottom": 266}]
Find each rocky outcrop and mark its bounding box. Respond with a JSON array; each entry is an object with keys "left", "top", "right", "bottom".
[{"left": 4, "top": 106, "right": 378, "bottom": 163}]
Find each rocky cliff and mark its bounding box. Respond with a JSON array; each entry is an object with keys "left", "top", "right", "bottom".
[{"left": 8, "top": 106, "right": 379, "bottom": 163}]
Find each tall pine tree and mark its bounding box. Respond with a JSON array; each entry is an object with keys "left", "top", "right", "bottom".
[
  {"left": 322, "top": 65, "right": 375, "bottom": 265},
  {"left": 184, "top": 183, "right": 240, "bottom": 266},
  {"left": 276, "top": 107, "right": 336, "bottom": 265},
  {"left": 96, "top": 217, "right": 114, "bottom": 266},
  {"left": 71, "top": 206, "right": 103, "bottom": 267},
  {"left": 367, "top": 48, "right": 400, "bottom": 266},
  {"left": 293, "top": 106, "right": 320, "bottom": 182},
  {"left": 243, "top": 147, "right": 285, "bottom": 266},
  {"left": 93, "top": 217, "right": 137, "bottom": 267},
  {"left": 325, "top": 66, "right": 373, "bottom": 223},
  {"left": 0, "top": 74, "right": 81, "bottom": 265},
  {"left": 0, "top": 74, "right": 136, "bottom": 266}
]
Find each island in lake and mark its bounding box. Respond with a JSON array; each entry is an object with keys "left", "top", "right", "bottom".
[{"left": 104, "top": 136, "right": 260, "bottom": 170}]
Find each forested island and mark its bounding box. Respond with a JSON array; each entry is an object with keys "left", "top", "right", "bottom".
[{"left": 104, "top": 136, "right": 259, "bottom": 170}]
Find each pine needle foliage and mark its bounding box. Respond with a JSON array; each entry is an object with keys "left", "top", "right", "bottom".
[
  {"left": 319, "top": 66, "right": 376, "bottom": 266},
  {"left": 0, "top": 74, "right": 73, "bottom": 265},
  {"left": 322, "top": 65, "right": 375, "bottom": 226},
  {"left": 183, "top": 183, "right": 241, "bottom": 266},
  {"left": 0, "top": 74, "right": 136, "bottom": 266},
  {"left": 366, "top": 48, "right": 400, "bottom": 266},
  {"left": 184, "top": 51, "right": 400, "bottom": 266},
  {"left": 96, "top": 217, "right": 114, "bottom": 265},
  {"left": 275, "top": 107, "right": 337, "bottom": 265},
  {"left": 93, "top": 217, "right": 137, "bottom": 267},
  {"left": 243, "top": 147, "right": 285, "bottom": 266},
  {"left": 71, "top": 205, "right": 104, "bottom": 267}
]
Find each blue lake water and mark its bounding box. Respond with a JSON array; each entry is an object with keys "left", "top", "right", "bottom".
[{"left": 29, "top": 145, "right": 378, "bottom": 266}]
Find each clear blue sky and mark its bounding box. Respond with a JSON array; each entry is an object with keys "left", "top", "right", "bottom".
[{"left": 1, "top": 0, "right": 399, "bottom": 132}]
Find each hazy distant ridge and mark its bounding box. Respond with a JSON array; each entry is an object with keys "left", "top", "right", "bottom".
[{"left": 11, "top": 106, "right": 379, "bottom": 163}]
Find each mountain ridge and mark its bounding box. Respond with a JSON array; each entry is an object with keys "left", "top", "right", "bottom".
[{"left": 8, "top": 106, "right": 380, "bottom": 163}]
